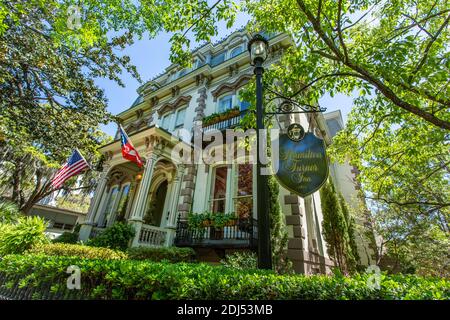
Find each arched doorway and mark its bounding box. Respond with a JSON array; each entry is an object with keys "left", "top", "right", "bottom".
[
  {"left": 142, "top": 159, "right": 177, "bottom": 227},
  {"left": 145, "top": 180, "right": 168, "bottom": 227}
]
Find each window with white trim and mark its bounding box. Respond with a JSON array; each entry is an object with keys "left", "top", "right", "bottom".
[
  {"left": 161, "top": 112, "right": 173, "bottom": 130},
  {"left": 233, "top": 164, "right": 253, "bottom": 219},
  {"left": 102, "top": 186, "right": 119, "bottom": 227},
  {"left": 218, "top": 94, "right": 234, "bottom": 113},
  {"left": 175, "top": 107, "right": 186, "bottom": 128},
  {"left": 210, "top": 166, "right": 228, "bottom": 213},
  {"left": 230, "top": 46, "right": 243, "bottom": 58},
  {"left": 211, "top": 52, "right": 226, "bottom": 66},
  {"left": 116, "top": 184, "right": 131, "bottom": 220}
]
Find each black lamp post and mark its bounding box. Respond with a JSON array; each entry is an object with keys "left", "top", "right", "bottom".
[{"left": 248, "top": 34, "right": 272, "bottom": 269}]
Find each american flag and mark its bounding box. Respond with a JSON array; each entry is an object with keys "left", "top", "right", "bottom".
[{"left": 51, "top": 149, "right": 90, "bottom": 189}]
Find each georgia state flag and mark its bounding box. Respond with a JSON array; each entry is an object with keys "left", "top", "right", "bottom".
[{"left": 119, "top": 125, "right": 143, "bottom": 167}]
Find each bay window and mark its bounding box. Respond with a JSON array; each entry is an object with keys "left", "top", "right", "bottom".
[{"left": 208, "top": 164, "right": 254, "bottom": 218}]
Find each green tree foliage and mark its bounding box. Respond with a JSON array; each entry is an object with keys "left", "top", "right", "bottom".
[
  {"left": 339, "top": 194, "right": 360, "bottom": 270},
  {"left": 0, "top": 0, "right": 240, "bottom": 211},
  {"left": 244, "top": 0, "right": 449, "bottom": 130},
  {"left": 331, "top": 96, "right": 449, "bottom": 276},
  {"left": 0, "top": 200, "right": 20, "bottom": 224},
  {"left": 55, "top": 193, "right": 91, "bottom": 213},
  {"left": 223, "top": 0, "right": 449, "bottom": 277},
  {"left": 268, "top": 175, "right": 292, "bottom": 274},
  {"left": 320, "top": 179, "right": 359, "bottom": 274}
]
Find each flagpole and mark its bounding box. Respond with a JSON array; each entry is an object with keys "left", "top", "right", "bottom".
[{"left": 74, "top": 148, "right": 92, "bottom": 171}]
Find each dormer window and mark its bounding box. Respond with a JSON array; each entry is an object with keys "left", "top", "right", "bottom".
[
  {"left": 211, "top": 52, "right": 226, "bottom": 66},
  {"left": 179, "top": 68, "right": 187, "bottom": 77},
  {"left": 230, "top": 46, "right": 243, "bottom": 58}
]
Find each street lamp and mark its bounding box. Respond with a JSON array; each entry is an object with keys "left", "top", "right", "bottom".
[{"left": 248, "top": 34, "right": 272, "bottom": 269}]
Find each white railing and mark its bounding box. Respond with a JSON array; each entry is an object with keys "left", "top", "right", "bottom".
[{"left": 138, "top": 224, "right": 168, "bottom": 247}]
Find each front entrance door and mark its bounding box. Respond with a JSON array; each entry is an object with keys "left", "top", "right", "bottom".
[{"left": 148, "top": 180, "right": 168, "bottom": 227}]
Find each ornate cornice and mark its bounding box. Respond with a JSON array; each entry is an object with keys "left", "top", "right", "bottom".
[
  {"left": 211, "top": 74, "right": 252, "bottom": 101},
  {"left": 157, "top": 95, "right": 192, "bottom": 116}
]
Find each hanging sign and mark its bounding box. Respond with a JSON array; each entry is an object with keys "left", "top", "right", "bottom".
[{"left": 275, "top": 124, "right": 329, "bottom": 197}]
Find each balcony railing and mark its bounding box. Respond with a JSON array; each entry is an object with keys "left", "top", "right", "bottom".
[
  {"left": 202, "top": 110, "right": 247, "bottom": 133},
  {"left": 174, "top": 216, "right": 257, "bottom": 248}
]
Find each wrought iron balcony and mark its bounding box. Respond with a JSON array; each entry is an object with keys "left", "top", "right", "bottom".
[
  {"left": 202, "top": 110, "right": 247, "bottom": 133},
  {"left": 174, "top": 216, "right": 257, "bottom": 249}
]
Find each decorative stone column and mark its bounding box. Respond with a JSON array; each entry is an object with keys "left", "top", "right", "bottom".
[
  {"left": 194, "top": 87, "right": 207, "bottom": 121},
  {"left": 78, "top": 166, "right": 110, "bottom": 241},
  {"left": 284, "top": 194, "right": 308, "bottom": 273},
  {"left": 177, "top": 164, "right": 196, "bottom": 219},
  {"left": 168, "top": 164, "right": 184, "bottom": 227},
  {"left": 129, "top": 152, "right": 158, "bottom": 247}
]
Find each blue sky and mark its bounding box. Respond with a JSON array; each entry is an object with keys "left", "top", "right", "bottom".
[{"left": 95, "top": 16, "right": 354, "bottom": 137}]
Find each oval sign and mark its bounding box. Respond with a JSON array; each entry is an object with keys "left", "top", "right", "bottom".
[{"left": 275, "top": 131, "right": 329, "bottom": 197}]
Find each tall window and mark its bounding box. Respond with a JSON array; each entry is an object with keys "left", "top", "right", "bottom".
[
  {"left": 175, "top": 107, "right": 186, "bottom": 128},
  {"left": 234, "top": 164, "right": 253, "bottom": 219},
  {"left": 218, "top": 94, "right": 233, "bottom": 113},
  {"left": 116, "top": 184, "right": 130, "bottom": 220},
  {"left": 230, "top": 46, "right": 243, "bottom": 58},
  {"left": 102, "top": 186, "right": 119, "bottom": 227},
  {"left": 161, "top": 112, "right": 173, "bottom": 130},
  {"left": 210, "top": 166, "right": 228, "bottom": 213}
]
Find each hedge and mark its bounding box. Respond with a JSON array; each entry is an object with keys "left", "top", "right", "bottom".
[
  {"left": 26, "top": 244, "right": 196, "bottom": 263},
  {"left": 0, "top": 254, "right": 448, "bottom": 300},
  {"left": 127, "top": 247, "right": 196, "bottom": 262},
  {"left": 27, "top": 244, "right": 127, "bottom": 260}
]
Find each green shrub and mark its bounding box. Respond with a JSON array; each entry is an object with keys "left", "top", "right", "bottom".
[
  {"left": 0, "top": 216, "right": 49, "bottom": 256},
  {"left": 87, "top": 222, "right": 135, "bottom": 251},
  {"left": 127, "top": 247, "right": 196, "bottom": 262},
  {"left": 52, "top": 224, "right": 81, "bottom": 244},
  {"left": 0, "top": 201, "right": 20, "bottom": 224},
  {"left": 0, "top": 254, "right": 448, "bottom": 300},
  {"left": 52, "top": 232, "right": 79, "bottom": 244},
  {"left": 27, "top": 243, "right": 127, "bottom": 260},
  {"left": 220, "top": 251, "right": 258, "bottom": 270}
]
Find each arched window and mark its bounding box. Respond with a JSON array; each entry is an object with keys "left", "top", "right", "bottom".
[
  {"left": 101, "top": 186, "right": 119, "bottom": 227},
  {"left": 230, "top": 46, "right": 243, "bottom": 58},
  {"left": 115, "top": 184, "right": 131, "bottom": 221}
]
